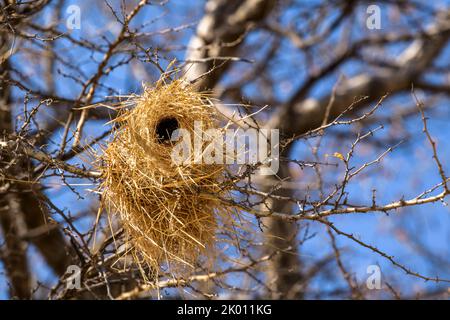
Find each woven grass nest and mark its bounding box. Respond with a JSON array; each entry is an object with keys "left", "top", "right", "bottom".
[{"left": 100, "top": 78, "right": 239, "bottom": 275}]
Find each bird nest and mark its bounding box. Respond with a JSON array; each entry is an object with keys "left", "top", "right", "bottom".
[{"left": 99, "top": 78, "right": 240, "bottom": 277}]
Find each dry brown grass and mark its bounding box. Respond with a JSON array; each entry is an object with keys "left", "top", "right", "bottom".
[{"left": 99, "top": 77, "right": 240, "bottom": 278}]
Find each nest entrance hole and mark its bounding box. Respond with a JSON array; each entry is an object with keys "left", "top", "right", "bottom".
[{"left": 156, "top": 117, "right": 179, "bottom": 143}]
